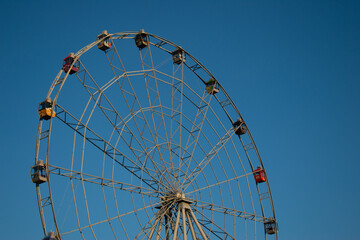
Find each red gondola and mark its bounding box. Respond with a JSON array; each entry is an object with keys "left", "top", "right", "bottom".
[
  {"left": 253, "top": 166, "right": 266, "bottom": 183},
  {"left": 62, "top": 53, "right": 79, "bottom": 74}
]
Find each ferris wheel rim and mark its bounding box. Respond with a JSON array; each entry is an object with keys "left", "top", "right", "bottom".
[{"left": 34, "top": 30, "right": 277, "bottom": 239}]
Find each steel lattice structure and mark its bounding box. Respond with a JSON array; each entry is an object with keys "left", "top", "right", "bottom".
[{"left": 33, "top": 30, "right": 278, "bottom": 240}]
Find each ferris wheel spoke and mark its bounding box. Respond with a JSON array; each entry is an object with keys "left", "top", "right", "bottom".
[
  {"left": 143, "top": 107, "right": 215, "bottom": 202},
  {"left": 74, "top": 61, "right": 159, "bottom": 165},
  {"left": 133, "top": 209, "right": 159, "bottom": 240},
  {"left": 99, "top": 183, "right": 121, "bottom": 240},
  {"left": 191, "top": 208, "right": 235, "bottom": 240},
  {"left": 61, "top": 200, "right": 161, "bottom": 236},
  {"left": 76, "top": 61, "right": 128, "bottom": 97},
  {"left": 55, "top": 104, "right": 165, "bottom": 191},
  {"left": 140, "top": 52, "right": 174, "bottom": 189},
  {"left": 178, "top": 92, "right": 213, "bottom": 183},
  {"left": 139, "top": 45, "right": 179, "bottom": 189},
  {"left": 48, "top": 164, "right": 162, "bottom": 197},
  {"left": 154, "top": 215, "right": 164, "bottom": 240},
  {"left": 118, "top": 103, "right": 176, "bottom": 192},
  {"left": 148, "top": 72, "right": 219, "bottom": 188},
  {"left": 134, "top": 200, "right": 176, "bottom": 240},
  {"left": 146, "top": 105, "right": 214, "bottom": 196},
  {"left": 75, "top": 62, "right": 144, "bottom": 146},
  {"left": 180, "top": 126, "right": 236, "bottom": 191},
  {"left": 137, "top": 217, "right": 161, "bottom": 239},
  {"left": 191, "top": 199, "right": 266, "bottom": 222},
  {"left": 168, "top": 63, "right": 186, "bottom": 188},
  {"left": 107, "top": 40, "right": 177, "bottom": 191},
  {"left": 187, "top": 171, "right": 254, "bottom": 196},
  {"left": 179, "top": 96, "right": 237, "bottom": 184},
  {"left": 153, "top": 70, "right": 183, "bottom": 84},
  {"left": 178, "top": 104, "right": 249, "bottom": 217}
]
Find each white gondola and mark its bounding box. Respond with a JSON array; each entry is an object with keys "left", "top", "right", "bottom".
[
  {"left": 31, "top": 160, "right": 47, "bottom": 184},
  {"left": 135, "top": 29, "right": 148, "bottom": 49},
  {"left": 265, "top": 218, "right": 278, "bottom": 235},
  {"left": 233, "top": 118, "right": 247, "bottom": 135},
  {"left": 42, "top": 231, "right": 57, "bottom": 240},
  {"left": 97, "top": 30, "right": 112, "bottom": 51},
  {"left": 172, "top": 49, "right": 185, "bottom": 64}
]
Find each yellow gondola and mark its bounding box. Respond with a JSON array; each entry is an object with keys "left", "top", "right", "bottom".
[{"left": 38, "top": 98, "right": 55, "bottom": 120}]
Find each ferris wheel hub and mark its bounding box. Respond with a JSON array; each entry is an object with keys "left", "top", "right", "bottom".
[{"left": 175, "top": 192, "right": 185, "bottom": 199}]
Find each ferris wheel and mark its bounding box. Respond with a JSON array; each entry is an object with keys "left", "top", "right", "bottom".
[{"left": 32, "top": 30, "right": 278, "bottom": 240}]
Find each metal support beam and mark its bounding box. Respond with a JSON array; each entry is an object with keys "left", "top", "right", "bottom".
[
  {"left": 172, "top": 207, "right": 181, "bottom": 240},
  {"left": 182, "top": 207, "right": 187, "bottom": 240},
  {"left": 155, "top": 217, "right": 163, "bottom": 240},
  {"left": 165, "top": 215, "right": 169, "bottom": 240},
  {"left": 147, "top": 216, "right": 160, "bottom": 239},
  {"left": 186, "top": 211, "right": 197, "bottom": 240},
  {"left": 48, "top": 164, "right": 159, "bottom": 198},
  {"left": 189, "top": 208, "right": 207, "bottom": 240}
]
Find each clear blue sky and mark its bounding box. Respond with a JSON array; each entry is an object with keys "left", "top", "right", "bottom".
[{"left": 0, "top": 0, "right": 359, "bottom": 239}]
